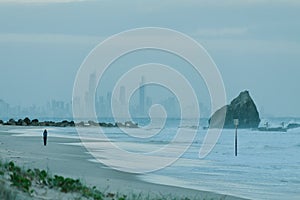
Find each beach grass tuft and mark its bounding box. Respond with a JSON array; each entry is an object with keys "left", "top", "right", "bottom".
[
  {"left": 0, "top": 159, "right": 105, "bottom": 199},
  {"left": 0, "top": 159, "right": 218, "bottom": 200}
]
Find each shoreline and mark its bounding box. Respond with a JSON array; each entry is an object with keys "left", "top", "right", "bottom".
[{"left": 0, "top": 126, "right": 247, "bottom": 200}]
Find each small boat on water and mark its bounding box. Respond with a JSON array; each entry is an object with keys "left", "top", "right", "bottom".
[
  {"left": 258, "top": 126, "right": 287, "bottom": 132},
  {"left": 258, "top": 122, "right": 287, "bottom": 132}
]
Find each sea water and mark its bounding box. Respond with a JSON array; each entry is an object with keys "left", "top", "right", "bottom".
[
  {"left": 5, "top": 118, "right": 300, "bottom": 200},
  {"left": 140, "top": 127, "right": 300, "bottom": 200}
]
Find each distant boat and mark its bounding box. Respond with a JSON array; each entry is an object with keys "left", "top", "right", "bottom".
[
  {"left": 258, "top": 126, "right": 287, "bottom": 132},
  {"left": 258, "top": 121, "right": 287, "bottom": 132}
]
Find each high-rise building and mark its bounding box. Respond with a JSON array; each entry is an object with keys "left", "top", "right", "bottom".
[
  {"left": 85, "top": 72, "right": 97, "bottom": 118},
  {"left": 89, "top": 72, "right": 97, "bottom": 94},
  {"left": 139, "top": 76, "right": 145, "bottom": 116},
  {"left": 119, "top": 86, "right": 126, "bottom": 105},
  {"left": 106, "top": 92, "right": 112, "bottom": 117}
]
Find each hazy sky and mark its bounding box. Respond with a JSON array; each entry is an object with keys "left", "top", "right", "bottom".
[{"left": 0, "top": 0, "right": 299, "bottom": 117}]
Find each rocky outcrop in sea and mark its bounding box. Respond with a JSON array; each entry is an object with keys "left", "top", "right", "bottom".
[{"left": 209, "top": 91, "right": 261, "bottom": 129}]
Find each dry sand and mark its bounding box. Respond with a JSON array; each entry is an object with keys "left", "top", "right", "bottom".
[{"left": 0, "top": 126, "right": 247, "bottom": 200}]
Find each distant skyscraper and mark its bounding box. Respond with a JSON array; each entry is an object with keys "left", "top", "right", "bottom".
[
  {"left": 139, "top": 76, "right": 145, "bottom": 116},
  {"left": 106, "top": 92, "right": 112, "bottom": 117},
  {"left": 106, "top": 92, "right": 112, "bottom": 105},
  {"left": 146, "top": 96, "right": 152, "bottom": 108},
  {"left": 119, "top": 86, "right": 126, "bottom": 105},
  {"left": 89, "top": 72, "right": 97, "bottom": 94},
  {"left": 85, "top": 72, "right": 97, "bottom": 118}
]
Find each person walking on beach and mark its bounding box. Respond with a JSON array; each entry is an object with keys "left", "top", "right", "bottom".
[{"left": 43, "top": 129, "right": 48, "bottom": 146}]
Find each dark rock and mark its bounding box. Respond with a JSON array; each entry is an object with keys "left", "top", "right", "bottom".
[
  {"left": 0, "top": 117, "right": 137, "bottom": 128},
  {"left": 60, "top": 120, "right": 70, "bottom": 127},
  {"left": 107, "top": 123, "right": 114, "bottom": 127},
  {"left": 16, "top": 119, "right": 27, "bottom": 126},
  {"left": 32, "top": 119, "right": 39, "bottom": 123},
  {"left": 23, "top": 117, "right": 31, "bottom": 125},
  {"left": 125, "top": 121, "right": 138, "bottom": 128},
  {"left": 70, "top": 121, "right": 75, "bottom": 127},
  {"left": 99, "top": 122, "right": 115, "bottom": 127},
  {"left": 7, "top": 118, "right": 16, "bottom": 126},
  {"left": 88, "top": 120, "right": 98, "bottom": 126},
  {"left": 99, "top": 122, "right": 108, "bottom": 127},
  {"left": 55, "top": 120, "right": 71, "bottom": 127},
  {"left": 16, "top": 119, "right": 23, "bottom": 126},
  {"left": 31, "top": 119, "right": 39, "bottom": 126},
  {"left": 287, "top": 123, "right": 300, "bottom": 130},
  {"left": 55, "top": 122, "right": 62, "bottom": 127},
  {"left": 209, "top": 91, "right": 260, "bottom": 129},
  {"left": 39, "top": 122, "right": 46, "bottom": 126},
  {"left": 43, "top": 121, "right": 55, "bottom": 126},
  {"left": 77, "top": 121, "right": 85, "bottom": 127},
  {"left": 49, "top": 121, "right": 56, "bottom": 126},
  {"left": 116, "top": 122, "right": 123, "bottom": 127}
]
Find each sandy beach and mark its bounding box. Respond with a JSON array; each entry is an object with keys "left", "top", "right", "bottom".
[{"left": 0, "top": 126, "right": 247, "bottom": 200}]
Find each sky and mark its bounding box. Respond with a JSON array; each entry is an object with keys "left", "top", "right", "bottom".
[{"left": 0, "top": 0, "right": 299, "bottom": 118}]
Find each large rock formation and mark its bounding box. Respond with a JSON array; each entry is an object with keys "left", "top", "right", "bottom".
[{"left": 209, "top": 91, "right": 260, "bottom": 129}]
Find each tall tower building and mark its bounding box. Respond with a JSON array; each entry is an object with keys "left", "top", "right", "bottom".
[
  {"left": 106, "top": 92, "right": 112, "bottom": 117},
  {"left": 119, "top": 86, "right": 126, "bottom": 105},
  {"left": 85, "top": 72, "right": 97, "bottom": 118},
  {"left": 139, "top": 76, "right": 145, "bottom": 116},
  {"left": 89, "top": 72, "right": 97, "bottom": 94}
]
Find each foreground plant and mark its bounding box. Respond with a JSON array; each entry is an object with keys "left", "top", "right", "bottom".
[
  {"left": 0, "top": 160, "right": 104, "bottom": 199},
  {"left": 0, "top": 160, "right": 194, "bottom": 200}
]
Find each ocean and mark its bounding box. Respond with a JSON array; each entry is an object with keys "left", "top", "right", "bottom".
[{"left": 5, "top": 117, "right": 300, "bottom": 200}]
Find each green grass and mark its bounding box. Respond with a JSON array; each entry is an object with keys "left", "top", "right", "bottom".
[
  {"left": 0, "top": 160, "right": 210, "bottom": 200},
  {"left": 0, "top": 160, "right": 105, "bottom": 199},
  {"left": 0, "top": 160, "right": 136, "bottom": 200},
  {"left": 5, "top": 161, "right": 33, "bottom": 193}
]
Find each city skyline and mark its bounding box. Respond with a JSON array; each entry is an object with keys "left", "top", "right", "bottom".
[
  {"left": 0, "top": 1, "right": 299, "bottom": 117},
  {"left": 0, "top": 98, "right": 72, "bottom": 120},
  {"left": 0, "top": 77, "right": 205, "bottom": 120}
]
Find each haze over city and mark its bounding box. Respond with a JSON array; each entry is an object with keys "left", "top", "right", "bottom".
[
  {"left": 0, "top": 0, "right": 299, "bottom": 118},
  {"left": 1, "top": 1, "right": 300, "bottom": 200}
]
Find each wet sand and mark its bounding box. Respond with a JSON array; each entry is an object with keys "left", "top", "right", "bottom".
[{"left": 0, "top": 126, "right": 247, "bottom": 200}]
